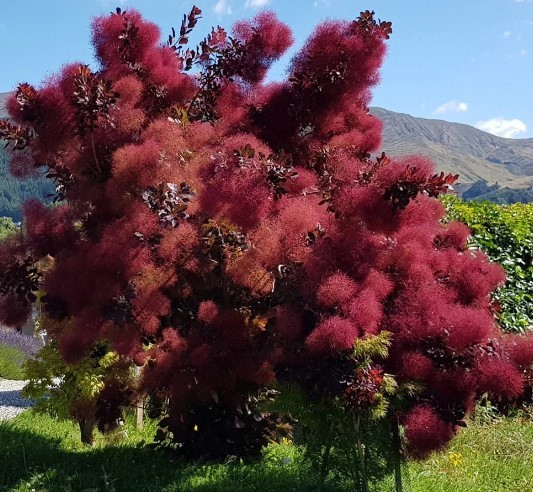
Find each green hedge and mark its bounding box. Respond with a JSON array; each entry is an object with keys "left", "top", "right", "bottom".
[{"left": 443, "top": 196, "right": 533, "bottom": 332}]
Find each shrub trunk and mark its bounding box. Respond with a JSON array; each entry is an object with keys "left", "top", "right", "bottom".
[{"left": 78, "top": 418, "right": 95, "bottom": 446}]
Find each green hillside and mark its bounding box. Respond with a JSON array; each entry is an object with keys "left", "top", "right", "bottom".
[
  {"left": 0, "top": 146, "right": 53, "bottom": 221},
  {"left": 0, "top": 92, "right": 53, "bottom": 219},
  {"left": 470, "top": 186, "right": 533, "bottom": 204}
]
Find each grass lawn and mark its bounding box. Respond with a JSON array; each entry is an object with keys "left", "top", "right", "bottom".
[
  {"left": 0, "top": 410, "right": 532, "bottom": 491},
  {"left": 408, "top": 415, "right": 533, "bottom": 492}
]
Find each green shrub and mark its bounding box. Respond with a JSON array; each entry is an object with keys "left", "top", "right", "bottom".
[
  {"left": 443, "top": 196, "right": 533, "bottom": 332},
  {"left": 23, "top": 340, "right": 135, "bottom": 445},
  {"left": 0, "top": 344, "right": 26, "bottom": 380},
  {"left": 0, "top": 216, "right": 18, "bottom": 240}
]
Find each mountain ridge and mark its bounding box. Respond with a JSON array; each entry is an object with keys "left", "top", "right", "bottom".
[
  {"left": 370, "top": 107, "right": 533, "bottom": 192},
  {"left": 1, "top": 92, "right": 532, "bottom": 205}
]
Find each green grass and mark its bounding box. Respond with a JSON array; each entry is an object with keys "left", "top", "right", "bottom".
[
  {"left": 0, "top": 345, "right": 26, "bottom": 380},
  {"left": 408, "top": 415, "right": 533, "bottom": 492},
  {"left": 0, "top": 411, "right": 532, "bottom": 491},
  {"left": 0, "top": 412, "right": 314, "bottom": 492}
]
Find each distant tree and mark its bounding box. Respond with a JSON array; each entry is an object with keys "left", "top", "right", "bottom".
[
  {"left": 0, "top": 146, "right": 53, "bottom": 221},
  {"left": 0, "top": 7, "right": 532, "bottom": 481},
  {"left": 0, "top": 216, "right": 17, "bottom": 240}
]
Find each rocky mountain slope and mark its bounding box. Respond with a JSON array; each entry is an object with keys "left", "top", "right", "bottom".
[{"left": 371, "top": 107, "right": 533, "bottom": 194}]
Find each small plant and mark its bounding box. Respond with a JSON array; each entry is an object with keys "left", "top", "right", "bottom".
[
  {"left": 471, "top": 395, "right": 499, "bottom": 426},
  {"left": 23, "top": 335, "right": 136, "bottom": 445},
  {"left": 272, "top": 332, "right": 408, "bottom": 492},
  {"left": 447, "top": 451, "right": 463, "bottom": 468}
]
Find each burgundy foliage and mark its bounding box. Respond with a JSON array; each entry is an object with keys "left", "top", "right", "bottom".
[
  {"left": 403, "top": 405, "right": 454, "bottom": 459},
  {"left": 1, "top": 6, "right": 532, "bottom": 458}
]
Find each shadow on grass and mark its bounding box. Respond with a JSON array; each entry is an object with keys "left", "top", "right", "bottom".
[{"left": 0, "top": 415, "right": 344, "bottom": 492}]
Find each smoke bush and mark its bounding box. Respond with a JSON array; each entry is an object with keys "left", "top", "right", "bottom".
[{"left": 0, "top": 5, "right": 532, "bottom": 465}]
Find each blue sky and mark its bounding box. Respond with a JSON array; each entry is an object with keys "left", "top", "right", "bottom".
[{"left": 0, "top": 0, "right": 531, "bottom": 137}]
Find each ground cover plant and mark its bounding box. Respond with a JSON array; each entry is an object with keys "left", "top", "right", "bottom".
[{"left": 1, "top": 4, "right": 533, "bottom": 491}]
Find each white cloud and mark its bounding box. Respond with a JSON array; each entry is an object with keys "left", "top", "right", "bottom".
[
  {"left": 214, "top": 0, "right": 232, "bottom": 15},
  {"left": 503, "top": 30, "right": 512, "bottom": 38},
  {"left": 520, "top": 49, "right": 528, "bottom": 55},
  {"left": 245, "top": 0, "right": 270, "bottom": 7},
  {"left": 475, "top": 118, "right": 527, "bottom": 138},
  {"left": 433, "top": 100, "right": 469, "bottom": 114}
]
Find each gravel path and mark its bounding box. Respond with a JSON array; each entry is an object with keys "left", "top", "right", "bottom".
[{"left": 0, "top": 378, "right": 33, "bottom": 420}]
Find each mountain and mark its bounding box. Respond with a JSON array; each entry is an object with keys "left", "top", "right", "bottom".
[
  {"left": 370, "top": 107, "right": 533, "bottom": 200},
  {"left": 0, "top": 92, "right": 9, "bottom": 119},
  {"left": 466, "top": 186, "right": 533, "bottom": 204}
]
